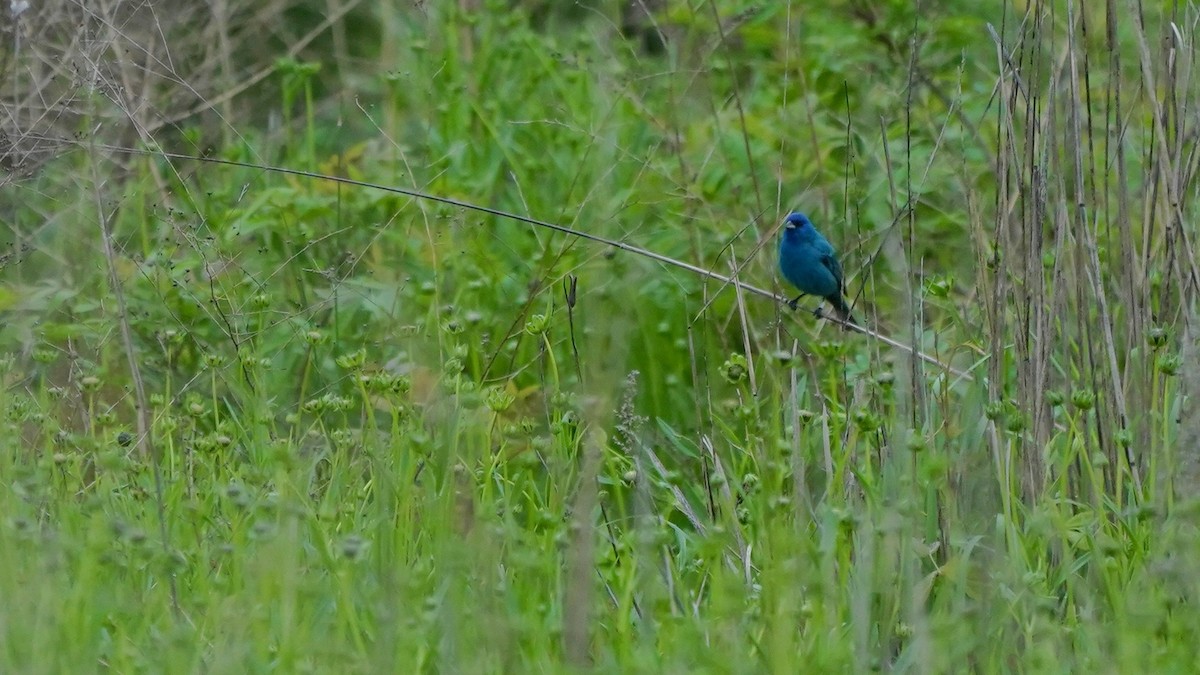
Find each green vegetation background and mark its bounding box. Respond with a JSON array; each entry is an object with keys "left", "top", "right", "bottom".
[{"left": 1, "top": 0, "right": 1198, "bottom": 671}]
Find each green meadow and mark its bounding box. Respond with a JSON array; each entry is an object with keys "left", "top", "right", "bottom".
[{"left": 1, "top": 1, "right": 1198, "bottom": 671}]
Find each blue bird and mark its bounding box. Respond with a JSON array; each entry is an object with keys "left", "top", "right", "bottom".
[{"left": 778, "top": 212, "right": 856, "bottom": 324}]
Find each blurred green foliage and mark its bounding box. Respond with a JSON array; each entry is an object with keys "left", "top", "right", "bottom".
[{"left": 0, "top": 0, "right": 1196, "bottom": 671}]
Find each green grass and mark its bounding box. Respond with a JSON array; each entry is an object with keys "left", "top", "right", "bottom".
[{"left": 1, "top": 0, "right": 1198, "bottom": 672}]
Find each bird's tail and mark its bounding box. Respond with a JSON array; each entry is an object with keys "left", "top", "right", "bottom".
[{"left": 827, "top": 294, "right": 857, "bottom": 327}]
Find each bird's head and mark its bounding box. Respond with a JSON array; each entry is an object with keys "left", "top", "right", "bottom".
[{"left": 782, "top": 212, "right": 816, "bottom": 243}]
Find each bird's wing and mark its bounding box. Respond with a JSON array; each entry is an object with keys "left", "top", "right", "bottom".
[{"left": 820, "top": 254, "right": 845, "bottom": 292}]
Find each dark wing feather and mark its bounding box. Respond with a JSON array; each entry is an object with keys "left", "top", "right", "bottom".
[
  {"left": 820, "top": 253, "right": 856, "bottom": 324},
  {"left": 820, "top": 254, "right": 845, "bottom": 293}
]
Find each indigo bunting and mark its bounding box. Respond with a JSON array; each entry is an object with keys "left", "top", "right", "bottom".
[{"left": 778, "top": 212, "right": 856, "bottom": 324}]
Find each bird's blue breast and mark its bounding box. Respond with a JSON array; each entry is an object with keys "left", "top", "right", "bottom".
[{"left": 779, "top": 236, "right": 839, "bottom": 297}]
